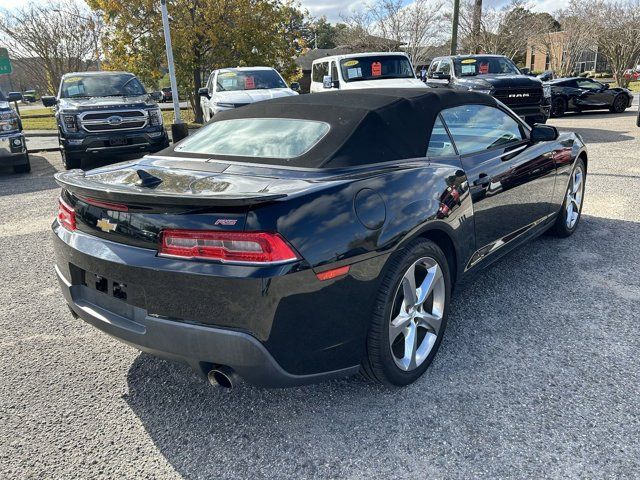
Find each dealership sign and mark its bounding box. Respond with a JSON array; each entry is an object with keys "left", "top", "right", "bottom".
[{"left": 0, "top": 48, "right": 12, "bottom": 75}]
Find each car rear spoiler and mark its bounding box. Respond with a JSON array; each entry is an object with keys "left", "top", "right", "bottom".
[{"left": 54, "top": 170, "right": 288, "bottom": 207}]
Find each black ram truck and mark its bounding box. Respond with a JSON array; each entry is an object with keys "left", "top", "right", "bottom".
[
  {"left": 42, "top": 72, "right": 169, "bottom": 170},
  {"left": 426, "top": 55, "right": 551, "bottom": 126}
]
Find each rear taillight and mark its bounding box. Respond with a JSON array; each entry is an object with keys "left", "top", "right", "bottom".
[
  {"left": 58, "top": 197, "right": 76, "bottom": 231},
  {"left": 158, "top": 230, "right": 299, "bottom": 264}
]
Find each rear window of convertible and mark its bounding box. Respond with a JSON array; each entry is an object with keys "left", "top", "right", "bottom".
[{"left": 174, "top": 118, "right": 330, "bottom": 159}]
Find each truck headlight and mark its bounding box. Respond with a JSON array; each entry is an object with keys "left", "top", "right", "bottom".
[
  {"left": 471, "top": 88, "right": 492, "bottom": 95},
  {"left": 62, "top": 114, "right": 78, "bottom": 132},
  {"left": 543, "top": 85, "right": 552, "bottom": 99},
  {"left": 148, "top": 107, "right": 163, "bottom": 127},
  {"left": 0, "top": 111, "right": 19, "bottom": 133}
]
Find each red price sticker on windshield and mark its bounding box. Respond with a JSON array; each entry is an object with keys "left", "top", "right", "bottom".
[
  {"left": 371, "top": 62, "right": 382, "bottom": 77},
  {"left": 479, "top": 63, "right": 489, "bottom": 74},
  {"left": 245, "top": 76, "right": 255, "bottom": 89}
]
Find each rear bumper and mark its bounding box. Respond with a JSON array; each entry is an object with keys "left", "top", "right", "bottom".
[
  {"left": 56, "top": 265, "right": 358, "bottom": 387},
  {"left": 52, "top": 225, "right": 375, "bottom": 386}
]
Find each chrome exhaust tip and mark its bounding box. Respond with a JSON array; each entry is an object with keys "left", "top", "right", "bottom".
[{"left": 207, "top": 365, "right": 236, "bottom": 389}]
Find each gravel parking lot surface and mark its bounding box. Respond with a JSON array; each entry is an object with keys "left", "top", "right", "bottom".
[{"left": 1, "top": 109, "right": 639, "bottom": 479}]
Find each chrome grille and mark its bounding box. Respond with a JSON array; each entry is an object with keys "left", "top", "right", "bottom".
[
  {"left": 79, "top": 109, "right": 148, "bottom": 133},
  {"left": 493, "top": 87, "right": 543, "bottom": 106}
]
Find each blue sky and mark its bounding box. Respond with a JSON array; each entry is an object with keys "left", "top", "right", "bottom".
[
  {"left": 300, "top": 0, "right": 572, "bottom": 22},
  {"left": 0, "top": 0, "right": 572, "bottom": 22}
]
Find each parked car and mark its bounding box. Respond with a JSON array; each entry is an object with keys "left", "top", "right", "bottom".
[
  {"left": 198, "top": 67, "right": 299, "bottom": 122},
  {"left": 22, "top": 90, "right": 37, "bottom": 103},
  {"left": 0, "top": 91, "right": 29, "bottom": 173},
  {"left": 42, "top": 71, "right": 170, "bottom": 170},
  {"left": 52, "top": 89, "right": 587, "bottom": 389},
  {"left": 623, "top": 69, "right": 640, "bottom": 81},
  {"left": 310, "top": 52, "right": 427, "bottom": 93},
  {"left": 160, "top": 87, "right": 173, "bottom": 102},
  {"left": 426, "top": 54, "right": 551, "bottom": 126},
  {"left": 546, "top": 77, "right": 634, "bottom": 117}
]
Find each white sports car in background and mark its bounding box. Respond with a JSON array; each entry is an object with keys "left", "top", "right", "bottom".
[{"left": 198, "top": 67, "right": 299, "bottom": 122}]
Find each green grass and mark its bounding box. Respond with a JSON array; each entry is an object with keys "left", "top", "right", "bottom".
[
  {"left": 20, "top": 107, "right": 55, "bottom": 118},
  {"left": 626, "top": 82, "right": 640, "bottom": 93},
  {"left": 22, "top": 108, "right": 200, "bottom": 131},
  {"left": 22, "top": 116, "right": 56, "bottom": 130}
]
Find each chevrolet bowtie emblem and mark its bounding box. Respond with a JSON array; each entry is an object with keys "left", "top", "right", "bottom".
[{"left": 96, "top": 218, "right": 117, "bottom": 233}]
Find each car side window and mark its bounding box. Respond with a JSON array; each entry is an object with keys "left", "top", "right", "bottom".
[
  {"left": 441, "top": 105, "right": 524, "bottom": 155},
  {"left": 427, "top": 116, "right": 457, "bottom": 157},
  {"left": 312, "top": 62, "right": 329, "bottom": 83},
  {"left": 427, "top": 60, "right": 440, "bottom": 78},
  {"left": 439, "top": 60, "right": 451, "bottom": 76},
  {"left": 576, "top": 79, "right": 601, "bottom": 90}
]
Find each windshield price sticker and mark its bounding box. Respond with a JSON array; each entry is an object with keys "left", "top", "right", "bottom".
[
  {"left": 343, "top": 60, "right": 359, "bottom": 67},
  {"left": 461, "top": 59, "right": 476, "bottom": 64},
  {"left": 461, "top": 65, "right": 476, "bottom": 75},
  {"left": 245, "top": 76, "right": 255, "bottom": 89},
  {"left": 371, "top": 62, "right": 382, "bottom": 77},
  {"left": 479, "top": 63, "right": 489, "bottom": 74},
  {"left": 347, "top": 67, "right": 362, "bottom": 79}
]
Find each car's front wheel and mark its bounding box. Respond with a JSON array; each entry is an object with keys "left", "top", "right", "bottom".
[
  {"left": 610, "top": 94, "right": 628, "bottom": 114},
  {"left": 552, "top": 158, "right": 586, "bottom": 237},
  {"left": 551, "top": 97, "right": 567, "bottom": 117},
  {"left": 361, "top": 239, "right": 451, "bottom": 386}
]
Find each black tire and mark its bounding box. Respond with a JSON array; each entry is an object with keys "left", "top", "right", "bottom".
[
  {"left": 361, "top": 238, "right": 451, "bottom": 387},
  {"left": 551, "top": 97, "right": 567, "bottom": 118},
  {"left": 61, "top": 149, "right": 81, "bottom": 170},
  {"left": 12, "top": 153, "right": 31, "bottom": 174},
  {"left": 610, "top": 94, "right": 628, "bottom": 114},
  {"left": 551, "top": 157, "right": 586, "bottom": 237}
]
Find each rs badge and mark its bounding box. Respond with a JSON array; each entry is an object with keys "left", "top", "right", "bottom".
[{"left": 96, "top": 218, "right": 117, "bottom": 233}]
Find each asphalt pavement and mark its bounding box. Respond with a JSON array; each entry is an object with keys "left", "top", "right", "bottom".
[{"left": 0, "top": 110, "right": 639, "bottom": 479}]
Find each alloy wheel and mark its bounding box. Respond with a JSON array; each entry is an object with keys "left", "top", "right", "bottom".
[
  {"left": 565, "top": 165, "right": 584, "bottom": 229},
  {"left": 389, "top": 256, "right": 445, "bottom": 371}
]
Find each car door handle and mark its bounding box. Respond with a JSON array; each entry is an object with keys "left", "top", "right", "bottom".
[{"left": 475, "top": 174, "right": 491, "bottom": 188}]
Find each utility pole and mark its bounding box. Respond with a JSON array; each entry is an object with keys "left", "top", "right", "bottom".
[
  {"left": 451, "top": 0, "right": 460, "bottom": 55},
  {"left": 472, "top": 0, "right": 483, "bottom": 54},
  {"left": 160, "top": 0, "right": 188, "bottom": 142}
]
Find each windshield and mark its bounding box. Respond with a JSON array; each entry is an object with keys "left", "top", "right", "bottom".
[
  {"left": 454, "top": 57, "right": 520, "bottom": 77},
  {"left": 175, "top": 118, "right": 330, "bottom": 160},
  {"left": 60, "top": 74, "right": 146, "bottom": 98},
  {"left": 215, "top": 70, "right": 287, "bottom": 92},
  {"left": 340, "top": 55, "right": 414, "bottom": 82}
]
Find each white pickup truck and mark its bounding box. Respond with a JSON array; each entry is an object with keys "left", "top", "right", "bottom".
[{"left": 310, "top": 52, "right": 427, "bottom": 93}]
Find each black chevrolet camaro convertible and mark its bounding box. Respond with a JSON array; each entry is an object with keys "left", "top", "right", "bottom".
[{"left": 53, "top": 89, "right": 587, "bottom": 388}]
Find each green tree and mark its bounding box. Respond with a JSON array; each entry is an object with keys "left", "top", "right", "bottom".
[
  {"left": 87, "top": 0, "right": 307, "bottom": 122},
  {"left": 304, "top": 17, "right": 347, "bottom": 49}
]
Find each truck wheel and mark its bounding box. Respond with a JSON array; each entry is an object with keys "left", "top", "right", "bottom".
[
  {"left": 13, "top": 153, "right": 31, "bottom": 174},
  {"left": 61, "top": 150, "right": 82, "bottom": 170}
]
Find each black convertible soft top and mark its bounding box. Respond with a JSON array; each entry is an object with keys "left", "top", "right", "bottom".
[{"left": 173, "top": 88, "right": 500, "bottom": 168}]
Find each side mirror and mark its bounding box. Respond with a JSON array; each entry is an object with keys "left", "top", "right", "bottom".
[
  {"left": 530, "top": 124, "right": 558, "bottom": 142},
  {"left": 41, "top": 95, "right": 57, "bottom": 107},
  {"left": 431, "top": 72, "right": 451, "bottom": 81},
  {"left": 150, "top": 91, "right": 163, "bottom": 102},
  {"left": 198, "top": 87, "right": 209, "bottom": 97},
  {"left": 602, "top": 83, "right": 609, "bottom": 90},
  {"left": 7, "top": 92, "right": 22, "bottom": 102},
  {"left": 520, "top": 67, "right": 531, "bottom": 76},
  {"left": 322, "top": 75, "right": 333, "bottom": 89},
  {"left": 290, "top": 82, "right": 300, "bottom": 92}
]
